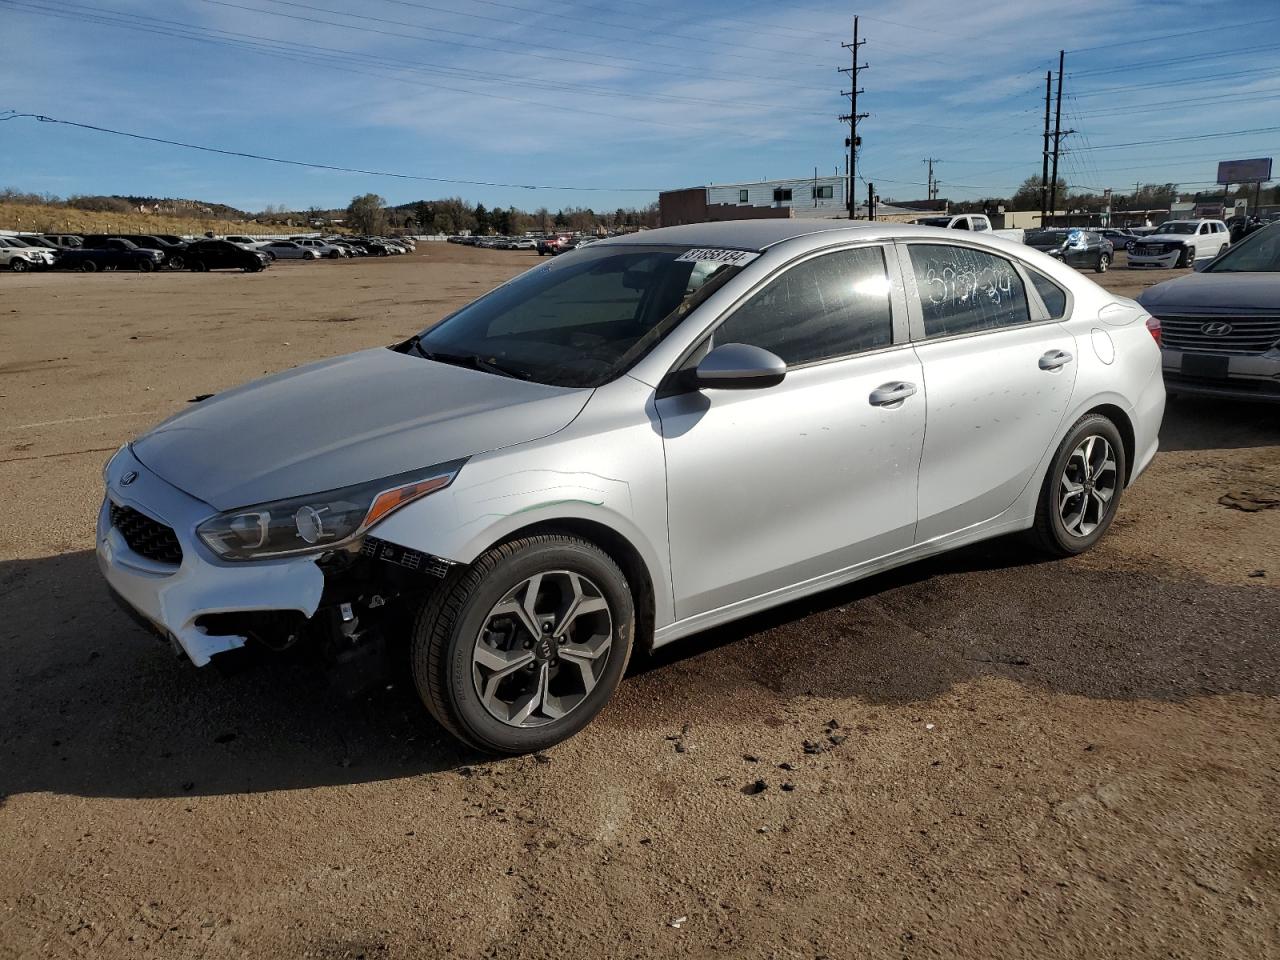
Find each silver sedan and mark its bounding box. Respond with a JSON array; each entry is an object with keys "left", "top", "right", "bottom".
[{"left": 98, "top": 220, "right": 1164, "bottom": 754}]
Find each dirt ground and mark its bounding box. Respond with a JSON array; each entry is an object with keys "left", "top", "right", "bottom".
[{"left": 1, "top": 245, "right": 1277, "bottom": 960}]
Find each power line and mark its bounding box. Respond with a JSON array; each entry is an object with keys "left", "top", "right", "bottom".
[
  {"left": 1074, "top": 126, "right": 1280, "bottom": 152},
  {"left": 1, "top": 0, "right": 832, "bottom": 129},
  {"left": 1071, "top": 67, "right": 1280, "bottom": 98},
  {"left": 1070, "top": 41, "right": 1280, "bottom": 78},
  {"left": 1069, "top": 16, "right": 1280, "bottom": 54},
  {"left": 2, "top": 113, "right": 666, "bottom": 192}
]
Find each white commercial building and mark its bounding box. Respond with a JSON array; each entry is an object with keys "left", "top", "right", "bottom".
[{"left": 705, "top": 176, "right": 849, "bottom": 218}]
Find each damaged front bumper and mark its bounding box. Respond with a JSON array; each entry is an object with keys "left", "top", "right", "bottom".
[{"left": 97, "top": 446, "right": 325, "bottom": 666}]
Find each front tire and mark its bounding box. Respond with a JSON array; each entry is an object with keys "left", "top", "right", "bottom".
[
  {"left": 1179, "top": 246, "right": 1196, "bottom": 268},
  {"left": 1095, "top": 252, "right": 1110, "bottom": 273},
  {"left": 79, "top": 260, "right": 98, "bottom": 273},
  {"left": 9, "top": 258, "right": 27, "bottom": 273},
  {"left": 137, "top": 259, "right": 154, "bottom": 272},
  {"left": 1029, "top": 413, "right": 1127, "bottom": 557},
  {"left": 411, "top": 534, "right": 635, "bottom": 755},
  {"left": 188, "top": 260, "right": 206, "bottom": 272}
]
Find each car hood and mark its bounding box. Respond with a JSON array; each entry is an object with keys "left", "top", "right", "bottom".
[
  {"left": 1138, "top": 272, "right": 1280, "bottom": 314},
  {"left": 1138, "top": 233, "right": 1193, "bottom": 244},
  {"left": 132, "top": 347, "right": 592, "bottom": 510}
]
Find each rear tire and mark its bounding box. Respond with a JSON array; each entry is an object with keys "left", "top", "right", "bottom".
[
  {"left": 411, "top": 534, "right": 635, "bottom": 755},
  {"left": 168, "top": 256, "right": 184, "bottom": 270},
  {"left": 188, "top": 260, "right": 205, "bottom": 272},
  {"left": 1095, "top": 252, "right": 1110, "bottom": 273},
  {"left": 1028, "top": 413, "right": 1127, "bottom": 557},
  {"left": 79, "top": 260, "right": 98, "bottom": 273}
]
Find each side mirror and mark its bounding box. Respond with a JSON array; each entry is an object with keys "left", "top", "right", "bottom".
[{"left": 695, "top": 343, "right": 786, "bottom": 390}]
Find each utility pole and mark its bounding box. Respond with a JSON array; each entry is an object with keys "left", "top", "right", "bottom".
[
  {"left": 923, "top": 158, "right": 941, "bottom": 201},
  {"left": 1041, "top": 71, "right": 1052, "bottom": 224},
  {"left": 867, "top": 182, "right": 876, "bottom": 221},
  {"left": 1049, "top": 49, "right": 1075, "bottom": 225},
  {"left": 838, "top": 16, "right": 868, "bottom": 219}
]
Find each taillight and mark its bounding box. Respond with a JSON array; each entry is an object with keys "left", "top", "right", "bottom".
[{"left": 1144, "top": 315, "right": 1162, "bottom": 346}]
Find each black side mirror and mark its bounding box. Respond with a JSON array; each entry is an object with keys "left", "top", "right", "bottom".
[{"left": 695, "top": 343, "right": 786, "bottom": 390}]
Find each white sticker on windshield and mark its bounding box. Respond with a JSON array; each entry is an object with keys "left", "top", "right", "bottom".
[{"left": 675, "top": 248, "right": 760, "bottom": 267}]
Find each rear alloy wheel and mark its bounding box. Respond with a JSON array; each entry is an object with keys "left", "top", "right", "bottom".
[
  {"left": 168, "top": 256, "right": 184, "bottom": 270},
  {"left": 1095, "top": 252, "right": 1110, "bottom": 273},
  {"left": 9, "top": 258, "right": 27, "bottom": 273},
  {"left": 412, "top": 534, "right": 635, "bottom": 754},
  {"left": 1029, "top": 413, "right": 1126, "bottom": 557}
]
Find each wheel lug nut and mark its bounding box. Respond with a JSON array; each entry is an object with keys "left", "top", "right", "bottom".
[{"left": 523, "top": 640, "right": 533, "bottom": 649}]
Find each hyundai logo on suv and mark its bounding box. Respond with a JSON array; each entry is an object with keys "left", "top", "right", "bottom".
[{"left": 1200, "top": 321, "right": 1234, "bottom": 337}]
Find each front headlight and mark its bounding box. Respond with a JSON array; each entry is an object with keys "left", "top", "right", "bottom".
[{"left": 196, "top": 460, "right": 464, "bottom": 561}]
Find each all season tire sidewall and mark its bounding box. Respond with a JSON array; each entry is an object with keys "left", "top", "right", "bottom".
[
  {"left": 1043, "top": 416, "right": 1127, "bottom": 554},
  {"left": 437, "top": 541, "right": 634, "bottom": 753}
]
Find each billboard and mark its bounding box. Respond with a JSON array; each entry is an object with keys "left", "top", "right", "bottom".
[{"left": 1217, "top": 158, "right": 1273, "bottom": 184}]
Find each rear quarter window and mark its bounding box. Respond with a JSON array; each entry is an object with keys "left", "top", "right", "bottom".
[{"left": 1026, "top": 267, "right": 1068, "bottom": 319}]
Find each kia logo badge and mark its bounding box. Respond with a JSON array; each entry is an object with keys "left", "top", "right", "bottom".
[
  {"left": 1200, "top": 321, "right": 1233, "bottom": 337},
  {"left": 120, "top": 471, "right": 138, "bottom": 486}
]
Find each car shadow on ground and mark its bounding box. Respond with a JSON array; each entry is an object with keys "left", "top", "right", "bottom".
[
  {"left": 3, "top": 517, "right": 1276, "bottom": 803},
  {"left": 1158, "top": 395, "right": 1280, "bottom": 451},
  {"left": 2, "top": 388, "right": 1274, "bottom": 802}
]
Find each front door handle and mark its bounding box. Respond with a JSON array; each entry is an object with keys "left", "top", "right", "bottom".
[
  {"left": 1039, "top": 349, "right": 1073, "bottom": 371},
  {"left": 869, "top": 381, "right": 917, "bottom": 406}
]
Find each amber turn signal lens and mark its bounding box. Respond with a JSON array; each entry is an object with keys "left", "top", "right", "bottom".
[{"left": 364, "top": 475, "right": 452, "bottom": 528}]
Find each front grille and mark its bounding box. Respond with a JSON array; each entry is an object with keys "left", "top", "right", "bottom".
[
  {"left": 1159, "top": 315, "right": 1280, "bottom": 356},
  {"left": 110, "top": 502, "right": 183, "bottom": 565},
  {"left": 1135, "top": 244, "right": 1169, "bottom": 256}
]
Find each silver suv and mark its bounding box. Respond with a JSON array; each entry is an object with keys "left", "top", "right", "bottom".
[{"left": 99, "top": 221, "right": 1165, "bottom": 753}]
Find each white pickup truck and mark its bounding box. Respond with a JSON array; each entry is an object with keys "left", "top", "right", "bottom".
[{"left": 911, "top": 214, "right": 1024, "bottom": 244}]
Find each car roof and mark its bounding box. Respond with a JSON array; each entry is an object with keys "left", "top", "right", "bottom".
[{"left": 600, "top": 219, "right": 885, "bottom": 251}]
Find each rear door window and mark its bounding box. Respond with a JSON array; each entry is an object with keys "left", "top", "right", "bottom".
[
  {"left": 907, "top": 243, "right": 1031, "bottom": 338},
  {"left": 712, "top": 246, "right": 894, "bottom": 364}
]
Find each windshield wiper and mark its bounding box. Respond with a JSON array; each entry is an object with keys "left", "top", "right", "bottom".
[{"left": 419, "top": 349, "right": 531, "bottom": 381}]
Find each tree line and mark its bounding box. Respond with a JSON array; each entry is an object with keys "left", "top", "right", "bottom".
[
  {"left": 344, "top": 193, "right": 660, "bottom": 235},
  {"left": 942, "top": 176, "right": 1279, "bottom": 217}
]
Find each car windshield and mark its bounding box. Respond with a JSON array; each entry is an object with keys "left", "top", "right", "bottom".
[
  {"left": 409, "top": 244, "right": 749, "bottom": 388},
  {"left": 913, "top": 217, "right": 952, "bottom": 227},
  {"left": 1156, "top": 222, "right": 1198, "bottom": 235},
  {"left": 1204, "top": 225, "right": 1280, "bottom": 272}
]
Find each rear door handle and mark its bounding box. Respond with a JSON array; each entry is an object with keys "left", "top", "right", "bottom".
[
  {"left": 869, "top": 381, "right": 917, "bottom": 406},
  {"left": 1039, "top": 349, "right": 1073, "bottom": 371}
]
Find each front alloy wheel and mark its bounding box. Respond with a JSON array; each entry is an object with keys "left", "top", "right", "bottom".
[
  {"left": 472, "top": 571, "right": 613, "bottom": 727},
  {"left": 412, "top": 534, "right": 635, "bottom": 754}
]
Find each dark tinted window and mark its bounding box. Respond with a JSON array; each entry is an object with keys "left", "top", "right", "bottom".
[
  {"left": 713, "top": 247, "right": 893, "bottom": 365},
  {"left": 415, "top": 244, "right": 746, "bottom": 387},
  {"left": 1027, "top": 267, "right": 1068, "bottom": 319},
  {"left": 908, "top": 244, "right": 1031, "bottom": 338}
]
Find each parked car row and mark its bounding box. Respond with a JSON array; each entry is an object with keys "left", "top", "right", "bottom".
[{"left": 1, "top": 232, "right": 417, "bottom": 273}]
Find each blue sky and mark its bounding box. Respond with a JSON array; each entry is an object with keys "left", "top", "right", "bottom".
[{"left": 2, "top": 0, "right": 1278, "bottom": 212}]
